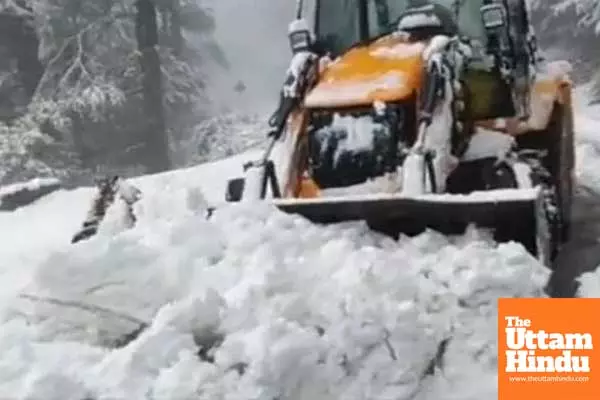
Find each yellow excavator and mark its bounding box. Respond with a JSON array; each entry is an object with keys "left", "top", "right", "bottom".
[{"left": 225, "top": 0, "right": 575, "bottom": 267}]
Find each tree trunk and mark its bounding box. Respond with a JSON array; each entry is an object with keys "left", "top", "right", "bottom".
[
  {"left": 135, "top": 0, "right": 171, "bottom": 173},
  {"left": 0, "top": 12, "right": 44, "bottom": 116},
  {"left": 169, "top": 0, "right": 184, "bottom": 56},
  {"left": 157, "top": 1, "right": 183, "bottom": 55}
]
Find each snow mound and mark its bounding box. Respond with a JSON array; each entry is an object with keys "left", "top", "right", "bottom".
[
  {"left": 577, "top": 269, "right": 600, "bottom": 297},
  {"left": 0, "top": 200, "right": 549, "bottom": 399}
]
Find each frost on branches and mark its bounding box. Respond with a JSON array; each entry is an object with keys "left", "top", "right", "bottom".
[
  {"left": 529, "top": 0, "right": 600, "bottom": 100},
  {"left": 0, "top": 118, "right": 82, "bottom": 185},
  {"left": 0, "top": 0, "right": 231, "bottom": 180},
  {"left": 173, "top": 113, "right": 268, "bottom": 166}
]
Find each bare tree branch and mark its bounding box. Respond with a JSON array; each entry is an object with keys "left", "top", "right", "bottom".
[{"left": 18, "top": 292, "right": 148, "bottom": 327}]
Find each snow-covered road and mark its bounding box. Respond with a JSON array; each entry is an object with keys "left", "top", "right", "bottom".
[
  {"left": 550, "top": 97, "right": 600, "bottom": 297},
  {"left": 0, "top": 96, "right": 599, "bottom": 399}
]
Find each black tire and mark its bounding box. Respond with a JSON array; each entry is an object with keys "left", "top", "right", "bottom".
[
  {"left": 547, "top": 103, "right": 574, "bottom": 244},
  {"left": 543, "top": 185, "right": 562, "bottom": 264},
  {"left": 558, "top": 103, "right": 575, "bottom": 242},
  {"left": 515, "top": 102, "right": 574, "bottom": 245}
]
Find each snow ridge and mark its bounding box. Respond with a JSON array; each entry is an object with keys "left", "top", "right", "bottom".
[{"left": 0, "top": 199, "right": 549, "bottom": 400}]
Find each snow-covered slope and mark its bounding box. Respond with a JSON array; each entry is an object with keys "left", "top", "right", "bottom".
[
  {"left": 1, "top": 92, "right": 600, "bottom": 398},
  {"left": 0, "top": 186, "right": 549, "bottom": 399},
  {"left": 571, "top": 95, "right": 600, "bottom": 297},
  {"left": 0, "top": 151, "right": 553, "bottom": 398}
]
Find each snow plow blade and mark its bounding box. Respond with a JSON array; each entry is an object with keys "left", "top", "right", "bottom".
[{"left": 273, "top": 188, "right": 550, "bottom": 264}]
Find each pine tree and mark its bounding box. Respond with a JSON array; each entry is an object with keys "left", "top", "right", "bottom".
[{"left": 0, "top": 0, "right": 230, "bottom": 184}]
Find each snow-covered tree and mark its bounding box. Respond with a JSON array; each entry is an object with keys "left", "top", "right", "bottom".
[
  {"left": 0, "top": 117, "right": 84, "bottom": 185},
  {"left": 0, "top": 0, "right": 231, "bottom": 184},
  {"left": 0, "top": 4, "right": 43, "bottom": 121},
  {"left": 529, "top": 0, "right": 600, "bottom": 99},
  {"left": 551, "top": 0, "right": 600, "bottom": 33}
]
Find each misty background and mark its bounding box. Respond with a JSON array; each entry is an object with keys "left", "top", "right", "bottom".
[{"left": 0, "top": 0, "right": 598, "bottom": 187}]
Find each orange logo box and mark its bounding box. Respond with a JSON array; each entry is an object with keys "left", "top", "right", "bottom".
[{"left": 498, "top": 298, "right": 600, "bottom": 400}]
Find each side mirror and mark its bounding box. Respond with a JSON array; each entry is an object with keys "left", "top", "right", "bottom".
[
  {"left": 225, "top": 177, "right": 245, "bottom": 202},
  {"left": 480, "top": 3, "right": 507, "bottom": 31}
]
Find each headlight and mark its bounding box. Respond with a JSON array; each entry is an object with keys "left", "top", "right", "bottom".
[
  {"left": 289, "top": 30, "right": 311, "bottom": 53},
  {"left": 288, "top": 18, "right": 313, "bottom": 53},
  {"left": 481, "top": 4, "right": 507, "bottom": 30}
]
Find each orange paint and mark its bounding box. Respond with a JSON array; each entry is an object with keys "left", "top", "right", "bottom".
[
  {"left": 297, "top": 177, "right": 320, "bottom": 198},
  {"left": 475, "top": 69, "right": 573, "bottom": 135},
  {"left": 532, "top": 78, "right": 559, "bottom": 99},
  {"left": 282, "top": 108, "right": 311, "bottom": 198},
  {"left": 532, "top": 66, "right": 574, "bottom": 105},
  {"left": 498, "top": 298, "right": 600, "bottom": 400},
  {"left": 304, "top": 34, "right": 426, "bottom": 108}
]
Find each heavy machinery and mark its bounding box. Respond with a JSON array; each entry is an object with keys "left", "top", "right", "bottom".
[{"left": 225, "top": 0, "right": 575, "bottom": 267}]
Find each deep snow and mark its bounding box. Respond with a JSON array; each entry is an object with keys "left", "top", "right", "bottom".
[
  {"left": 0, "top": 197, "right": 550, "bottom": 399},
  {"left": 1, "top": 90, "right": 600, "bottom": 399},
  {"left": 570, "top": 96, "right": 600, "bottom": 297}
]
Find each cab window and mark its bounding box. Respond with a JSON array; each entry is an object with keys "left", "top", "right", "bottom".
[
  {"left": 454, "top": 0, "right": 486, "bottom": 43},
  {"left": 315, "top": 0, "right": 488, "bottom": 56},
  {"left": 367, "top": 0, "right": 409, "bottom": 37},
  {"left": 315, "top": 0, "right": 361, "bottom": 56}
]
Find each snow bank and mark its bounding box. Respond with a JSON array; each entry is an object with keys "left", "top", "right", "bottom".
[
  {"left": 577, "top": 270, "right": 600, "bottom": 297},
  {"left": 7, "top": 81, "right": 600, "bottom": 400},
  {"left": 0, "top": 177, "right": 61, "bottom": 211},
  {"left": 0, "top": 177, "right": 60, "bottom": 199},
  {"left": 0, "top": 197, "right": 549, "bottom": 399},
  {"left": 574, "top": 97, "right": 600, "bottom": 194},
  {"left": 571, "top": 89, "right": 600, "bottom": 298}
]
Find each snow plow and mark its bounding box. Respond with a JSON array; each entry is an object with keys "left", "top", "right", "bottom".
[{"left": 224, "top": 0, "right": 575, "bottom": 267}]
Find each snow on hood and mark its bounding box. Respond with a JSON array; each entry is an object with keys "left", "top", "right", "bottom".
[
  {"left": 305, "top": 72, "right": 409, "bottom": 109},
  {"left": 0, "top": 195, "right": 550, "bottom": 399},
  {"left": 369, "top": 36, "right": 426, "bottom": 60},
  {"left": 305, "top": 35, "right": 425, "bottom": 109}
]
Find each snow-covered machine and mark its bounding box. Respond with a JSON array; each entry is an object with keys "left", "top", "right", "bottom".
[{"left": 225, "top": 0, "right": 575, "bottom": 266}]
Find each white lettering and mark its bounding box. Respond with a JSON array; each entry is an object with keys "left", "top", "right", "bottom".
[
  {"left": 503, "top": 316, "right": 593, "bottom": 374},
  {"left": 505, "top": 350, "right": 590, "bottom": 373},
  {"left": 565, "top": 333, "right": 593, "bottom": 350}
]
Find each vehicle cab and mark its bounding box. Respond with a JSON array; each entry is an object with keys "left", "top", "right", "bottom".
[{"left": 296, "top": 0, "right": 538, "bottom": 121}]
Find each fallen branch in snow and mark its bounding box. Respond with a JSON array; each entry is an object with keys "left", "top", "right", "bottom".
[
  {"left": 423, "top": 337, "right": 450, "bottom": 378},
  {"left": 382, "top": 328, "right": 398, "bottom": 361},
  {"left": 18, "top": 293, "right": 147, "bottom": 327},
  {"left": 112, "top": 323, "right": 148, "bottom": 349},
  {"left": 83, "top": 280, "right": 128, "bottom": 295},
  {"left": 72, "top": 176, "right": 141, "bottom": 243},
  {"left": 18, "top": 293, "right": 149, "bottom": 348}
]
